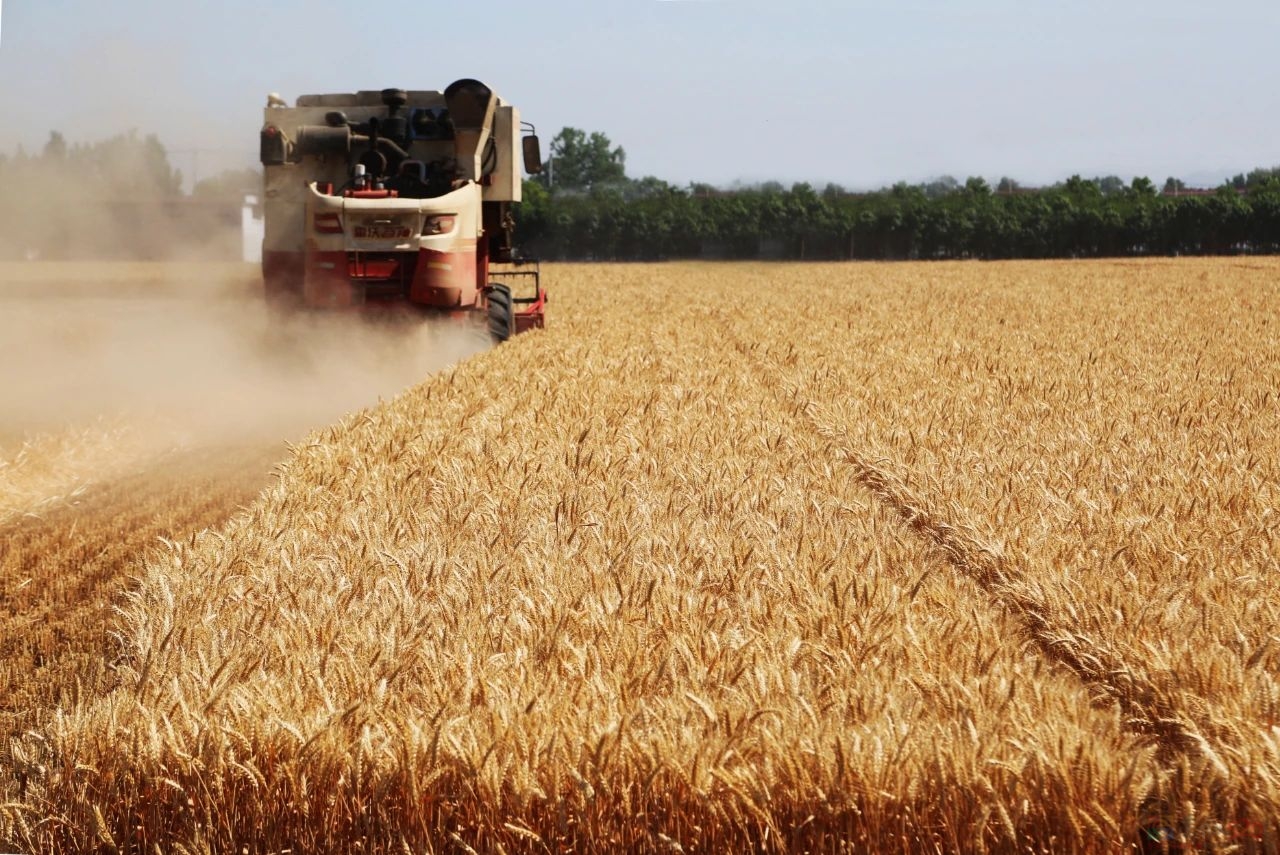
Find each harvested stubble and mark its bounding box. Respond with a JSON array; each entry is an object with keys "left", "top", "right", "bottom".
[
  {"left": 6, "top": 260, "right": 1278, "bottom": 853},
  {"left": 0, "top": 444, "right": 282, "bottom": 752},
  {"left": 0, "top": 421, "right": 156, "bottom": 525}
]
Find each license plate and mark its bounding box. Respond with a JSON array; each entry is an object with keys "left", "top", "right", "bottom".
[{"left": 354, "top": 224, "right": 412, "bottom": 239}]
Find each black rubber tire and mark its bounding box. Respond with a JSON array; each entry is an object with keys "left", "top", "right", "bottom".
[{"left": 487, "top": 283, "right": 514, "bottom": 343}]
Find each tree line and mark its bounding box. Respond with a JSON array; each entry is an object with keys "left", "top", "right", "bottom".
[
  {"left": 516, "top": 128, "right": 1280, "bottom": 261},
  {"left": 5, "top": 127, "right": 1278, "bottom": 261}
]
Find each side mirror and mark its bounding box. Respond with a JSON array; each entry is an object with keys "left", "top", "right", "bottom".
[{"left": 522, "top": 135, "right": 543, "bottom": 175}]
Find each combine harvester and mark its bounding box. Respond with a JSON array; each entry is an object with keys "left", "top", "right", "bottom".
[{"left": 259, "top": 80, "right": 545, "bottom": 341}]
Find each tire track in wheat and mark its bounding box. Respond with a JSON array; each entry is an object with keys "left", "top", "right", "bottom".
[{"left": 729, "top": 334, "right": 1224, "bottom": 769}]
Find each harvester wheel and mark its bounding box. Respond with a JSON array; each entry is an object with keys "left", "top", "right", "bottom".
[{"left": 487, "top": 283, "right": 514, "bottom": 343}]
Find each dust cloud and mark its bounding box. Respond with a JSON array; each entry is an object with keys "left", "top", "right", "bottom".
[{"left": 0, "top": 269, "right": 493, "bottom": 454}]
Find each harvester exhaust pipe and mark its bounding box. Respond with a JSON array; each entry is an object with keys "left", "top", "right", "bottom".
[{"left": 444, "top": 79, "right": 496, "bottom": 184}]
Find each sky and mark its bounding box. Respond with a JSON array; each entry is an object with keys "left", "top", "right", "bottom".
[{"left": 0, "top": 0, "right": 1277, "bottom": 190}]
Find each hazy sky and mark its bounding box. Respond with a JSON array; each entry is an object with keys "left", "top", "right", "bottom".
[{"left": 1, "top": 0, "right": 1276, "bottom": 189}]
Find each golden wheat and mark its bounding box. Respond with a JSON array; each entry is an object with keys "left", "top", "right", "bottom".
[{"left": 4, "top": 259, "right": 1278, "bottom": 853}]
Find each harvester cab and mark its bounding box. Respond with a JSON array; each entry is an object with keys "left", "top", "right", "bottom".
[{"left": 259, "top": 80, "right": 545, "bottom": 341}]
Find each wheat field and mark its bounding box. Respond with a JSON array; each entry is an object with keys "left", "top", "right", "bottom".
[{"left": 3, "top": 260, "right": 1278, "bottom": 853}]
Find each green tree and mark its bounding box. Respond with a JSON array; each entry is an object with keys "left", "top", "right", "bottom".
[
  {"left": 1097, "top": 175, "right": 1126, "bottom": 195},
  {"left": 1245, "top": 167, "right": 1280, "bottom": 188},
  {"left": 544, "top": 127, "right": 626, "bottom": 192},
  {"left": 1061, "top": 175, "right": 1101, "bottom": 198},
  {"left": 923, "top": 175, "right": 959, "bottom": 198},
  {"left": 626, "top": 175, "right": 678, "bottom": 200},
  {"left": 1129, "top": 176, "right": 1157, "bottom": 197},
  {"left": 507, "top": 121, "right": 1280, "bottom": 261}
]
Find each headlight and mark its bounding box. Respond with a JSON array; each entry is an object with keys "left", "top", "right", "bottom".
[{"left": 423, "top": 215, "right": 456, "bottom": 235}]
